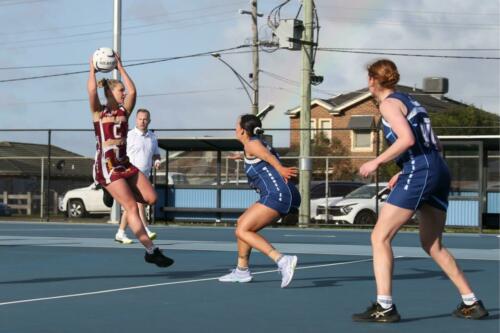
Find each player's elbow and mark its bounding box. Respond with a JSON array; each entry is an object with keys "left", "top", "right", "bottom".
[{"left": 401, "top": 135, "right": 415, "bottom": 149}]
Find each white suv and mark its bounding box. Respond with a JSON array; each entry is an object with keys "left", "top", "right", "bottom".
[
  {"left": 58, "top": 183, "right": 109, "bottom": 218},
  {"left": 59, "top": 172, "right": 188, "bottom": 218},
  {"left": 314, "top": 183, "right": 390, "bottom": 225}
]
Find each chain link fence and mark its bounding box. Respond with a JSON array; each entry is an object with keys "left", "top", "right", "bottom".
[{"left": 0, "top": 128, "right": 498, "bottom": 229}]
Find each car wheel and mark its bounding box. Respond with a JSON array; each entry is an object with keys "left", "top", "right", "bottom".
[
  {"left": 281, "top": 212, "right": 298, "bottom": 226},
  {"left": 354, "top": 210, "right": 376, "bottom": 225},
  {"left": 68, "top": 199, "right": 86, "bottom": 218}
]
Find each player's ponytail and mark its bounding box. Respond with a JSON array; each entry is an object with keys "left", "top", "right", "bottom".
[
  {"left": 97, "top": 78, "right": 108, "bottom": 89},
  {"left": 97, "top": 79, "right": 122, "bottom": 99},
  {"left": 367, "top": 59, "right": 400, "bottom": 89},
  {"left": 240, "top": 114, "right": 264, "bottom": 137}
]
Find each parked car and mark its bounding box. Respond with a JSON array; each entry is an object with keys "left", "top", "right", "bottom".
[
  {"left": 59, "top": 172, "right": 188, "bottom": 218},
  {"left": 314, "top": 182, "right": 390, "bottom": 225},
  {"left": 280, "top": 181, "right": 365, "bottom": 225},
  {"left": 0, "top": 203, "right": 12, "bottom": 216},
  {"left": 310, "top": 181, "right": 365, "bottom": 219},
  {"left": 58, "top": 183, "right": 109, "bottom": 218}
]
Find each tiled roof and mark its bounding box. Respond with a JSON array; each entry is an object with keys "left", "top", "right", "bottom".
[
  {"left": 286, "top": 84, "right": 470, "bottom": 116},
  {"left": 0, "top": 142, "right": 93, "bottom": 178}
]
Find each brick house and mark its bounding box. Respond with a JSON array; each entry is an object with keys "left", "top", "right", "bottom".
[{"left": 285, "top": 84, "right": 470, "bottom": 169}]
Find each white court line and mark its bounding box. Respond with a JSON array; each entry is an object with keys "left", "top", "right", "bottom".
[
  {"left": 0, "top": 257, "right": 380, "bottom": 307},
  {"left": 284, "top": 234, "right": 336, "bottom": 238}
]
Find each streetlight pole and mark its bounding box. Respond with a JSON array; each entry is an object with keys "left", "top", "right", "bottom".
[
  {"left": 299, "top": 0, "right": 313, "bottom": 227},
  {"left": 211, "top": 53, "right": 255, "bottom": 106},
  {"left": 251, "top": 0, "right": 259, "bottom": 115},
  {"left": 109, "top": 0, "right": 122, "bottom": 224}
]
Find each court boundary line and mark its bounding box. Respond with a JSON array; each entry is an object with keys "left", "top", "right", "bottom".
[{"left": 0, "top": 257, "right": 384, "bottom": 307}]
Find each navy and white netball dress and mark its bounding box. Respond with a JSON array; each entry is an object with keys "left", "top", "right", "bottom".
[
  {"left": 244, "top": 137, "right": 301, "bottom": 215},
  {"left": 382, "top": 92, "right": 451, "bottom": 211}
]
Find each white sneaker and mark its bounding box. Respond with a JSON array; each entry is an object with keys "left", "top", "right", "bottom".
[
  {"left": 115, "top": 233, "right": 133, "bottom": 244},
  {"left": 278, "top": 255, "right": 298, "bottom": 288},
  {"left": 218, "top": 268, "right": 253, "bottom": 283}
]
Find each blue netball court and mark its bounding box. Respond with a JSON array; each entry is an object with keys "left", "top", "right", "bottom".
[{"left": 0, "top": 221, "right": 498, "bottom": 333}]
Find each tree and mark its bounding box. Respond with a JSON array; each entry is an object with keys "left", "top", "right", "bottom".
[
  {"left": 310, "top": 132, "right": 357, "bottom": 180},
  {"left": 430, "top": 105, "right": 500, "bottom": 136}
]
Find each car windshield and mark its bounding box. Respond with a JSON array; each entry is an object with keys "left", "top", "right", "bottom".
[{"left": 344, "top": 185, "right": 377, "bottom": 199}]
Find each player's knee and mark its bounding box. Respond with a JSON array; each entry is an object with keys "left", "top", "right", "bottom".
[
  {"left": 235, "top": 227, "right": 244, "bottom": 239},
  {"left": 235, "top": 221, "right": 248, "bottom": 239},
  {"left": 371, "top": 230, "right": 389, "bottom": 246},
  {"left": 421, "top": 240, "right": 441, "bottom": 256},
  {"left": 124, "top": 202, "right": 139, "bottom": 215},
  {"left": 145, "top": 191, "right": 157, "bottom": 205}
]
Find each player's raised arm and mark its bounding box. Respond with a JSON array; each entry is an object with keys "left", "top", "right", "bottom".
[
  {"left": 115, "top": 53, "right": 136, "bottom": 115},
  {"left": 87, "top": 56, "right": 101, "bottom": 113}
]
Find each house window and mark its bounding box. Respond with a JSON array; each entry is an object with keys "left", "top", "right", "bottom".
[
  {"left": 318, "top": 118, "right": 332, "bottom": 142},
  {"left": 310, "top": 118, "right": 317, "bottom": 140},
  {"left": 353, "top": 130, "right": 372, "bottom": 149},
  {"left": 348, "top": 115, "right": 374, "bottom": 152}
]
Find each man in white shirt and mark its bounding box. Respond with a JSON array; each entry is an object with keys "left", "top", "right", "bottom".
[{"left": 115, "top": 109, "right": 161, "bottom": 244}]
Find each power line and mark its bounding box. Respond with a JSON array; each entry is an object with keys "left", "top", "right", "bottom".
[
  {"left": 0, "top": 0, "right": 246, "bottom": 37},
  {"left": 321, "top": 15, "right": 499, "bottom": 30},
  {"left": 0, "top": 87, "right": 246, "bottom": 106},
  {"left": 317, "top": 48, "right": 500, "bottom": 60},
  {"left": 0, "top": 9, "right": 240, "bottom": 47},
  {"left": 0, "top": 85, "right": 300, "bottom": 106},
  {"left": 324, "top": 48, "right": 500, "bottom": 52},
  {"left": 0, "top": 0, "right": 45, "bottom": 7},
  {"left": 2, "top": 17, "right": 238, "bottom": 51},
  {"left": 0, "top": 50, "right": 255, "bottom": 71},
  {"left": 317, "top": 4, "right": 500, "bottom": 17},
  {"left": 0, "top": 45, "right": 251, "bottom": 83}
]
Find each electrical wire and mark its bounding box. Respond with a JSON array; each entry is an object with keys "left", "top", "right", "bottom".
[
  {"left": 0, "top": 45, "right": 251, "bottom": 83},
  {"left": 317, "top": 48, "right": 500, "bottom": 59}
]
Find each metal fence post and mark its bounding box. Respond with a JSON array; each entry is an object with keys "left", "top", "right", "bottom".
[
  {"left": 46, "top": 130, "right": 52, "bottom": 222},
  {"left": 325, "top": 157, "right": 329, "bottom": 223},
  {"left": 40, "top": 157, "right": 44, "bottom": 220}
]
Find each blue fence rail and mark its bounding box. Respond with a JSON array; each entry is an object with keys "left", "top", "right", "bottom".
[{"left": 156, "top": 185, "right": 498, "bottom": 227}]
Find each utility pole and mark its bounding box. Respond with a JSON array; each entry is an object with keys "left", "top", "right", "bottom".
[
  {"left": 250, "top": 0, "right": 259, "bottom": 115},
  {"left": 298, "top": 0, "right": 313, "bottom": 226},
  {"left": 109, "top": 0, "right": 122, "bottom": 224},
  {"left": 241, "top": 2, "right": 261, "bottom": 114},
  {"left": 113, "top": 0, "right": 121, "bottom": 81}
]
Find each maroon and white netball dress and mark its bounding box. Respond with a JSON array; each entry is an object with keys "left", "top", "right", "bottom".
[{"left": 93, "top": 105, "right": 139, "bottom": 185}]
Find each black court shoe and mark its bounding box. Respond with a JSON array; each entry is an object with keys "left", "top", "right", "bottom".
[
  {"left": 102, "top": 188, "right": 114, "bottom": 208},
  {"left": 452, "top": 300, "right": 489, "bottom": 320},
  {"left": 352, "top": 303, "right": 401, "bottom": 323},
  {"left": 145, "top": 248, "right": 174, "bottom": 268}
]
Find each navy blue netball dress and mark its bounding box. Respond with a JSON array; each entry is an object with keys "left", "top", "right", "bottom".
[
  {"left": 244, "top": 137, "right": 301, "bottom": 215},
  {"left": 382, "top": 92, "right": 451, "bottom": 211}
]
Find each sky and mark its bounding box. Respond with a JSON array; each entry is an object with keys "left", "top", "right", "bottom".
[{"left": 0, "top": 0, "right": 498, "bottom": 156}]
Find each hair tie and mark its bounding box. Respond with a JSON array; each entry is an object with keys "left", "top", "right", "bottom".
[{"left": 253, "top": 127, "right": 262, "bottom": 135}]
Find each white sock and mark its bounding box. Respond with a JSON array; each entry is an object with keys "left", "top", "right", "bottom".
[
  {"left": 145, "top": 246, "right": 156, "bottom": 254},
  {"left": 116, "top": 229, "right": 125, "bottom": 237},
  {"left": 236, "top": 266, "right": 249, "bottom": 272},
  {"left": 462, "top": 293, "right": 478, "bottom": 306},
  {"left": 377, "top": 295, "right": 393, "bottom": 309}
]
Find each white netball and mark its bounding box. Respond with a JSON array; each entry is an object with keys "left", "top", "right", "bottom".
[{"left": 92, "top": 47, "right": 116, "bottom": 73}]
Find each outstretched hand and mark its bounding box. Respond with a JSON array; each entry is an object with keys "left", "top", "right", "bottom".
[
  {"left": 228, "top": 152, "right": 243, "bottom": 160},
  {"left": 279, "top": 166, "right": 298, "bottom": 183},
  {"left": 388, "top": 172, "right": 401, "bottom": 189},
  {"left": 114, "top": 52, "right": 123, "bottom": 70},
  {"left": 89, "top": 56, "right": 95, "bottom": 72},
  {"left": 359, "top": 160, "right": 379, "bottom": 178}
]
